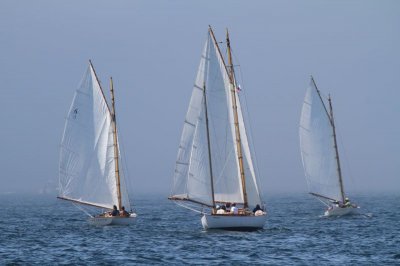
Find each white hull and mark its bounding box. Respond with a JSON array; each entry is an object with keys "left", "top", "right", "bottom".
[
  {"left": 201, "top": 213, "right": 267, "bottom": 230},
  {"left": 324, "top": 206, "right": 358, "bottom": 217},
  {"left": 89, "top": 213, "right": 137, "bottom": 226}
]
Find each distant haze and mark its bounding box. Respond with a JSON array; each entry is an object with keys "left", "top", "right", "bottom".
[{"left": 1, "top": 1, "right": 399, "bottom": 197}]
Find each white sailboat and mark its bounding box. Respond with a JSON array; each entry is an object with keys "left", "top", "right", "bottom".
[
  {"left": 299, "top": 76, "right": 359, "bottom": 217},
  {"left": 169, "top": 27, "right": 267, "bottom": 230},
  {"left": 58, "top": 61, "right": 136, "bottom": 225}
]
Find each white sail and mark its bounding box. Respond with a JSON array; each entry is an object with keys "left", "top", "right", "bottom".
[
  {"left": 171, "top": 29, "right": 263, "bottom": 209},
  {"left": 206, "top": 32, "right": 243, "bottom": 205},
  {"left": 299, "top": 79, "right": 343, "bottom": 202},
  {"left": 170, "top": 38, "right": 212, "bottom": 206},
  {"left": 59, "top": 63, "right": 130, "bottom": 210},
  {"left": 236, "top": 92, "right": 262, "bottom": 208},
  {"left": 186, "top": 99, "right": 214, "bottom": 206}
]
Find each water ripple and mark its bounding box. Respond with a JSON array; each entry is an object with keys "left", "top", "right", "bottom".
[{"left": 0, "top": 193, "right": 398, "bottom": 265}]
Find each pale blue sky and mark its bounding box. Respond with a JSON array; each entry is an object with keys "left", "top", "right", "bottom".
[{"left": 1, "top": 0, "right": 399, "bottom": 196}]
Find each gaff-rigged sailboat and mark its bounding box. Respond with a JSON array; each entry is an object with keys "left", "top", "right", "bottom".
[
  {"left": 299, "top": 76, "right": 359, "bottom": 217},
  {"left": 169, "top": 27, "right": 267, "bottom": 230},
  {"left": 58, "top": 61, "right": 136, "bottom": 225}
]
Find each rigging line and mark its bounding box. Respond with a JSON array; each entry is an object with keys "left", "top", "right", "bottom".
[
  {"left": 175, "top": 201, "right": 205, "bottom": 214},
  {"left": 116, "top": 126, "right": 134, "bottom": 211},
  {"left": 207, "top": 77, "right": 229, "bottom": 178},
  {"left": 326, "top": 105, "right": 354, "bottom": 191},
  {"left": 333, "top": 118, "right": 369, "bottom": 214},
  {"left": 206, "top": 91, "right": 241, "bottom": 194},
  {"left": 204, "top": 60, "right": 232, "bottom": 171},
  {"left": 315, "top": 197, "right": 330, "bottom": 208},
  {"left": 334, "top": 119, "right": 356, "bottom": 188},
  {"left": 214, "top": 146, "right": 236, "bottom": 185},
  {"left": 231, "top": 47, "right": 264, "bottom": 200},
  {"left": 73, "top": 203, "right": 94, "bottom": 218}
]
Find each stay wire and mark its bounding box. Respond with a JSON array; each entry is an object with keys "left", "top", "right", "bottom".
[
  {"left": 230, "top": 47, "right": 266, "bottom": 203},
  {"left": 117, "top": 124, "right": 135, "bottom": 213}
]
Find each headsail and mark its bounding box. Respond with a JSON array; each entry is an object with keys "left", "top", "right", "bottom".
[
  {"left": 299, "top": 78, "right": 344, "bottom": 202},
  {"left": 236, "top": 93, "right": 262, "bottom": 208},
  {"left": 58, "top": 62, "right": 130, "bottom": 210},
  {"left": 170, "top": 28, "right": 262, "bottom": 209}
]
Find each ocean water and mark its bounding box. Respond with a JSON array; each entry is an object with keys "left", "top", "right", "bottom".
[{"left": 0, "top": 193, "right": 399, "bottom": 265}]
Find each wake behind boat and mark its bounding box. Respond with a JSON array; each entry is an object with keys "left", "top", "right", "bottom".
[
  {"left": 299, "top": 77, "right": 359, "bottom": 217},
  {"left": 169, "top": 26, "right": 266, "bottom": 230},
  {"left": 58, "top": 61, "right": 136, "bottom": 225}
]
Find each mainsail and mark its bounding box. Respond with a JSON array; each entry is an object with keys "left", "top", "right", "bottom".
[
  {"left": 299, "top": 78, "right": 344, "bottom": 202},
  {"left": 170, "top": 28, "right": 262, "bottom": 209},
  {"left": 58, "top": 62, "right": 130, "bottom": 210}
]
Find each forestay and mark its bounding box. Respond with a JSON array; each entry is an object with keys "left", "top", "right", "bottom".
[
  {"left": 299, "top": 79, "right": 343, "bottom": 202},
  {"left": 171, "top": 30, "right": 262, "bottom": 209},
  {"left": 59, "top": 64, "right": 130, "bottom": 210},
  {"left": 236, "top": 93, "right": 262, "bottom": 208}
]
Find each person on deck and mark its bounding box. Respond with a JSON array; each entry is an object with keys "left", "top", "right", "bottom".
[
  {"left": 216, "top": 205, "right": 225, "bottom": 214},
  {"left": 120, "top": 206, "right": 130, "bottom": 217},
  {"left": 111, "top": 205, "right": 120, "bottom": 216},
  {"left": 253, "top": 204, "right": 262, "bottom": 213},
  {"left": 230, "top": 203, "right": 238, "bottom": 215},
  {"left": 344, "top": 198, "right": 351, "bottom": 208}
]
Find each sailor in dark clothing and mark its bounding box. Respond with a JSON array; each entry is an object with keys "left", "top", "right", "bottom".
[
  {"left": 111, "top": 205, "right": 120, "bottom": 216},
  {"left": 253, "top": 204, "right": 262, "bottom": 213},
  {"left": 120, "top": 206, "right": 130, "bottom": 217}
]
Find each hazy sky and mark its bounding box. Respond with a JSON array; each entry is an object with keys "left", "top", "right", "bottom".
[{"left": 1, "top": 1, "right": 399, "bottom": 196}]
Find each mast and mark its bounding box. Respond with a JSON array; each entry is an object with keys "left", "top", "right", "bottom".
[
  {"left": 311, "top": 77, "right": 345, "bottom": 203},
  {"left": 110, "top": 77, "right": 122, "bottom": 210},
  {"left": 328, "top": 95, "right": 346, "bottom": 203},
  {"left": 311, "top": 76, "right": 331, "bottom": 119},
  {"left": 226, "top": 28, "right": 248, "bottom": 209},
  {"left": 203, "top": 82, "right": 216, "bottom": 211}
]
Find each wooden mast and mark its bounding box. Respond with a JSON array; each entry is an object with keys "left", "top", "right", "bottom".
[
  {"left": 226, "top": 28, "right": 248, "bottom": 209},
  {"left": 311, "top": 76, "right": 345, "bottom": 203},
  {"left": 110, "top": 77, "right": 122, "bottom": 210},
  {"left": 328, "top": 95, "right": 346, "bottom": 204},
  {"left": 203, "top": 81, "right": 216, "bottom": 211}
]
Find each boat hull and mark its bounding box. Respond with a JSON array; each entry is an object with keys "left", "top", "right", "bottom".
[
  {"left": 324, "top": 206, "right": 358, "bottom": 217},
  {"left": 89, "top": 213, "right": 137, "bottom": 226},
  {"left": 201, "top": 213, "right": 267, "bottom": 230}
]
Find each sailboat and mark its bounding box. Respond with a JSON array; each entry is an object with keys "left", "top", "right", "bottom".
[
  {"left": 299, "top": 76, "right": 359, "bottom": 216},
  {"left": 169, "top": 26, "right": 267, "bottom": 230},
  {"left": 58, "top": 61, "right": 136, "bottom": 225}
]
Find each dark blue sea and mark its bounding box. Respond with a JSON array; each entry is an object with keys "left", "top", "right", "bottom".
[{"left": 0, "top": 193, "right": 399, "bottom": 265}]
